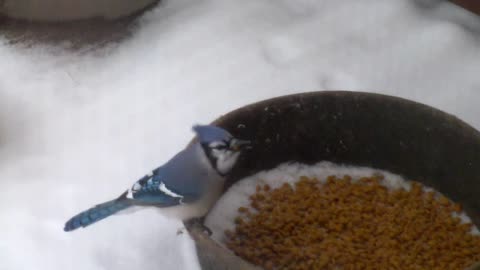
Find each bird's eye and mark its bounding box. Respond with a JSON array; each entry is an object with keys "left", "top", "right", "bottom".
[
  {"left": 213, "top": 145, "right": 227, "bottom": 150},
  {"left": 209, "top": 141, "right": 227, "bottom": 150}
]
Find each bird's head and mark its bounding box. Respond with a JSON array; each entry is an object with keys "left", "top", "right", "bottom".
[{"left": 193, "top": 124, "right": 250, "bottom": 176}]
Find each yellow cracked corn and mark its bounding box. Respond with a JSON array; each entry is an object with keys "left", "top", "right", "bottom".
[{"left": 225, "top": 175, "right": 480, "bottom": 270}]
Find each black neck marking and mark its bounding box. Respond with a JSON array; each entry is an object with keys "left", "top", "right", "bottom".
[{"left": 201, "top": 143, "right": 227, "bottom": 177}]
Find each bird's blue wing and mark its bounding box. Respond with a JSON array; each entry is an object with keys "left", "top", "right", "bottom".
[{"left": 128, "top": 170, "right": 201, "bottom": 206}]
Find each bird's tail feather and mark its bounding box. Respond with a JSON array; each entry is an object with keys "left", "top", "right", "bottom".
[{"left": 64, "top": 193, "right": 131, "bottom": 232}]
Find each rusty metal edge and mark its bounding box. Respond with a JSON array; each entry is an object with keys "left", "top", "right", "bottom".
[{"left": 451, "top": 0, "right": 480, "bottom": 15}]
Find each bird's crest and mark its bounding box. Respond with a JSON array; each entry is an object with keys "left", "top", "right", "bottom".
[{"left": 193, "top": 125, "right": 232, "bottom": 143}]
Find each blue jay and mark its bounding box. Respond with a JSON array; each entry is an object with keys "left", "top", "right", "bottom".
[{"left": 64, "top": 125, "right": 250, "bottom": 232}]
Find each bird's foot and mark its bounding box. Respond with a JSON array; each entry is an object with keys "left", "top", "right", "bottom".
[
  {"left": 188, "top": 217, "right": 212, "bottom": 236},
  {"left": 200, "top": 224, "right": 212, "bottom": 236}
]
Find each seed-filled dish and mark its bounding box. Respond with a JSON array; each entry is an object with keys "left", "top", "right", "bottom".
[{"left": 205, "top": 162, "right": 480, "bottom": 270}]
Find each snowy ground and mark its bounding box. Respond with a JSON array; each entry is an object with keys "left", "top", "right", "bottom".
[{"left": 0, "top": 0, "right": 479, "bottom": 270}]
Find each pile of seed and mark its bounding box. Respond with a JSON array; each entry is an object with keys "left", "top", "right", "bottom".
[{"left": 225, "top": 175, "right": 480, "bottom": 270}]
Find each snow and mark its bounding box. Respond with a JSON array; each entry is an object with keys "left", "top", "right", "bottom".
[{"left": 0, "top": 0, "right": 480, "bottom": 269}]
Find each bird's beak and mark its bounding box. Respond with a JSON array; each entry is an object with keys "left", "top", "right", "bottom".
[{"left": 231, "top": 139, "right": 251, "bottom": 151}]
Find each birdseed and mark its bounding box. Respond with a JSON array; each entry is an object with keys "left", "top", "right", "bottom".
[{"left": 225, "top": 175, "right": 480, "bottom": 270}]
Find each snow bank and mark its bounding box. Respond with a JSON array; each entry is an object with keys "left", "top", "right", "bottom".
[{"left": 1, "top": 0, "right": 480, "bottom": 269}]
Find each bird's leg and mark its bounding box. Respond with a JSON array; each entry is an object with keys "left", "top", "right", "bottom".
[
  {"left": 186, "top": 217, "right": 212, "bottom": 236},
  {"left": 200, "top": 223, "right": 213, "bottom": 236}
]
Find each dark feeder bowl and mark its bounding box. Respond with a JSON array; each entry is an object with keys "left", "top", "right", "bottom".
[{"left": 184, "top": 91, "right": 480, "bottom": 270}]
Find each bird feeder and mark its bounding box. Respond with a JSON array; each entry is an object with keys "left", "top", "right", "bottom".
[{"left": 185, "top": 91, "right": 480, "bottom": 270}]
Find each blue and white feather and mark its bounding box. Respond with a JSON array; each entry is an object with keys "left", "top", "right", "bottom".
[{"left": 64, "top": 124, "right": 250, "bottom": 232}]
